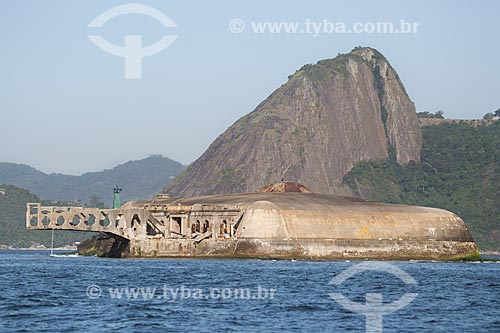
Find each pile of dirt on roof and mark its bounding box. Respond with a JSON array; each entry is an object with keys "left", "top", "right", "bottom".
[{"left": 258, "top": 182, "right": 312, "bottom": 193}]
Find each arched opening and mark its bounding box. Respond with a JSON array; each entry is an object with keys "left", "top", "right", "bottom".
[
  {"left": 203, "top": 220, "right": 210, "bottom": 233},
  {"left": 220, "top": 220, "right": 228, "bottom": 237},
  {"left": 131, "top": 214, "right": 141, "bottom": 232}
]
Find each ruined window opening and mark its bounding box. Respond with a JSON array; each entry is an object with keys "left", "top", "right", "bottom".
[
  {"left": 115, "top": 215, "right": 122, "bottom": 228},
  {"left": 203, "top": 220, "right": 210, "bottom": 233},
  {"left": 29, "top": 216, "right": 38, "bottom": 226},
  {"left": 131, "top": 214, "right": 141, "bottom": 229},
  {"left": 147, "top": 221, "right": 159, "bottom": 236},
  {"left": 220, "top": 220, "right": 228, "bottom": 236},
  {"left": 171, "top": 216, "right": 182, "bottom": 235},
  {"left": 42, "top": 216, "right": 51, "bottom": 226},
  {"left": 100, "top": 213, "right": 110, "bottom": 227},
  {"left": 85, "top": 214, "right": 96, "bottom": 226},
  {"left": 196, "top": 220, "right": 201, "bottom": 233},
  {"left": 29, "top": 204, "right": 39, "bottom": 215},
  {"left": 70, "top": 215, "right": 81, "bottom": 226},
  {"left": 56, "top": 216, "right": 65, "bottom": 226}
]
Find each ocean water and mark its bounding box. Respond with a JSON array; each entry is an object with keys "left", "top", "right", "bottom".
[{"left": 1, "top": 251, "right": 499, "bottom": 333}]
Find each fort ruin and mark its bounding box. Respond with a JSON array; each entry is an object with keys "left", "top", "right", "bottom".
[{"left": 26, "top": 182, "right": 478, "bottom": 259}]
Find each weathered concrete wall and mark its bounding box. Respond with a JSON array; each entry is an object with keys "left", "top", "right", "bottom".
[
  {"left": 26, "top": 204, "right": 152, "bottom": 240},
  {"left": 102, "top": 237, "right": 476, "bottom": 260},
  {"left": 230, "top": 238, "right": 477, "bottom": 260},
  {"left": 236, "top": 204, "right": 473, "bottom": 242}
]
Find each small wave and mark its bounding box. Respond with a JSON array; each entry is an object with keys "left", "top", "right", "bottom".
[{"left": 49, "top": 254, "right": 80, "bottom": 258}]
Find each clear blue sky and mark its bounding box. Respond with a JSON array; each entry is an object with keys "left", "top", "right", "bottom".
[{"left": 1, "top": 0, "right": 499, "bottom": 175}]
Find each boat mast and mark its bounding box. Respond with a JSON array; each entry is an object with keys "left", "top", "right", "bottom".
[{"left": 50, "top": 228, "right": 54, "bottom": 256}]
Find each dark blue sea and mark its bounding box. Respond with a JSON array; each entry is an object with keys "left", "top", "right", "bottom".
[{"left": 1, "top": 251, "right": 499, "bottom": 332}]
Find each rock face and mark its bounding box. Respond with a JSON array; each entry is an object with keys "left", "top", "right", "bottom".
[
  {"left": 164, "top": 47, "right": 422, "bottom": 197},
  {"left": 77, "top": 233, "right": 129, "bottom": 258}
]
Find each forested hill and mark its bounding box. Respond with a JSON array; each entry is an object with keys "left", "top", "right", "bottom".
[
  {"left": 0, "top": 185, "right": 91, "bottom": 248},
  {"left": 343, "top": 121, "right": 500, "bottom": 250},
  {"left": 0, "top": 155, "right": 185, "bottom": 207}
]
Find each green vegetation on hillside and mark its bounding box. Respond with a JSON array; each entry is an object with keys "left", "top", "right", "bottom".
[
  {"left": 483, "top": 108, "right": 500, "bottom": 120},
  {"left": 343, "top": 121, "right": 500, "bottom": 250},
  {"left": 290, "top": 47, "right": 382, "bottom": 83},
  {"left": 0, "top": 185, "right": 93, "bottom": 248},
  {"left": 0, "top": 155, "right": 185, "bottom": 207},
  {"left": 417, "top": 111, "right": 444, "bottom": 119}
]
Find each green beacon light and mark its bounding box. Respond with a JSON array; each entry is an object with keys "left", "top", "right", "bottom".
[{"left": 113, "top": 185, "right": 122, "bottom": 209}]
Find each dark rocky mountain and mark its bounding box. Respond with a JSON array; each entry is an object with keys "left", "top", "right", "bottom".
[
  {"left": 0, "top": 155, "right": 184, "bottom": 206},
  {"left": 164, "top": 47, "right": 421, "bottom": 197}
]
